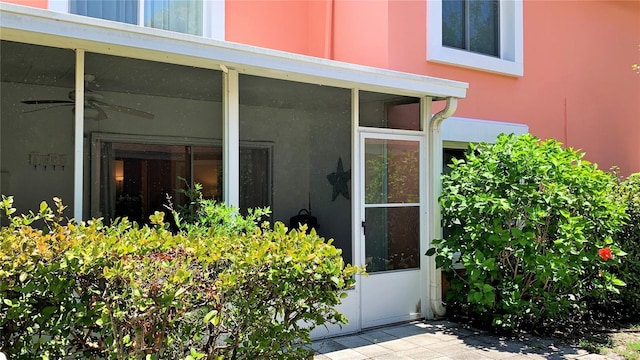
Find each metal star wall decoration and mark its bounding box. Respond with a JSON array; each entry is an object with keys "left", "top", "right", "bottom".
[{"left": 327, "top": 157, "right": 351, "bottom": 201}]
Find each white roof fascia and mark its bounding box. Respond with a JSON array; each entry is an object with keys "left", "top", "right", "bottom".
[{"left": 0, "top": 3, "right": 468, "bottom": 99}]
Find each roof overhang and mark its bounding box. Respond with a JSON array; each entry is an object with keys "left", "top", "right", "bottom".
[{"left": 0, "top": 2, "right": 468, "bottom": 99}]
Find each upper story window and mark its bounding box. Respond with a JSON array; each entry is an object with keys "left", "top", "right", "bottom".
[
  {"left": 70, "top": 0, "right": 139, "bottom": 25},
  {"left": 442, "top": 0, "right": 499, "bottom": 58},
  {"left": 70, "top": 0, "right": 202, "bottom": 35},
  {"left": 65, "top": 0, "right": 222, "bottom": 38},
  {"left": 144, "top": 0, "right": 203, "bottom": 36},
  {"left": 427, "top": 0, "right": 523, "bottom": 77}
]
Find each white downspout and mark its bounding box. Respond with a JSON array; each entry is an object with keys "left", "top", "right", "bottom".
[{"left": 427, "top": 97, "right": 458, "bottom": 318}]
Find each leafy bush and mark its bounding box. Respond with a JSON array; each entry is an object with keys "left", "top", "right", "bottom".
[
  {"left": 613, "top": 173, "right": 640, "bottom": 320},
  {"left": 429, "top": 134, "right": 627, "bottom": 332},
  {"left": 168, "top": 180, "right": 270, "bottom": 237},
  {"left": 0, "top": 195, "right": 359, "bottom": 359}
]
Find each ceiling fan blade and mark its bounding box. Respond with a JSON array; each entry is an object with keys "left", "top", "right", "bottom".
[
  {"left": 87, "top": 102, "right": 109, "bottom": 121},
  {"left": 93, "top": 100, "right": 155, "bottom": 119},
  {"left": 22, "top": 103, "right": 74, "bottom": 114},
  {"left": 21, "top": 100, "right": 74, "bottom": 105}
]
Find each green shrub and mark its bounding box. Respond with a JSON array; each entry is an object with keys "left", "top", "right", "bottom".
[
  {"left": 0, "top": 195, "right": 359, "bottom": 359},
  {"left": 429, "top": 134, "right": 627, "bottom": 332},
  {"left": 0, "top": 197, "right": 111, "bottom": 359},
  {"left": 168, "top": 179, "right": 270, "bottom": 237},
  {"left": 614, "top": 173, "right": 640, "bottom": 320}
]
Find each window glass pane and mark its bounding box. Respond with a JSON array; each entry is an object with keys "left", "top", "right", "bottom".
[
  {"left": 469, "top": 0, "right": 500, "bottom": 57},
  {"left": 443, "top": 148, "right": 466, "bottom": 175},
  {"left": 442, "top": 148, "right": 467, "bottom": 245},
  {"left": 239, "top": 146, "right": 271, "bottom": 214},
  {"left": 442, "top": 0, "right": 500, "bottom": 57},
  {"left": 365, "top": 206, "right": 420, "bottom": 272},
  {"left": 365, "top": 139, "right": 420, "bottom": 204},
  {"left": 102, "top": 143, "right": 223, "bottom": 226},
  {"left": 110, "top": 143, "right": 189, "bottom": 224},
  {"left": 145, "top": 0, "right": 203, "bottom": 36},
  {"left": 70, "top": 0, "right": 138, "bottom": 25},
  {"left": 239, "top": 74, "right": 353, "bottom": 263},
  {"left": 359, "top": 92, "right": 421, "bottom": 130},
  {"left": 442, "top": 0, "right": 466, "bottom": 50},
  {"left": 193, "top": 146, "right": 222, "bottom": 200}
]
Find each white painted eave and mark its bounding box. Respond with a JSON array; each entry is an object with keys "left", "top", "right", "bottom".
[{"left": 0, "top": 3, "right": 468, "bottom": 99}]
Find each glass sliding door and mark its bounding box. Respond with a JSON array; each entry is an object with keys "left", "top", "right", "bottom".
[
  {"left": 100, "top": 142, "right": 219, "bottom": 225},
  {"left": 192, "top": 145, "right": 223, "bottom": 200},
  {"left": 239, "top": 145, "right": 272, "bottom": 214},
  {"left": 96, "top": 138, "right": 272, "bottom": 225}
]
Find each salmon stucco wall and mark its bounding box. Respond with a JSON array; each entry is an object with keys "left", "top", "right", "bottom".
[
  {"left": 226, "top": 0, "right": 392, "bottom": 67},
  {"left": 331, "top": 0, "right": 390, "bottom": 69},
  {"left": 1, "top": 0, "right": 47, "bottom": 8},
  {"left": 226, "top": 0, "right": 328, "bottom": 57},
  {"left": 229, "top": 0, "right": 640, "bottom": 176}
]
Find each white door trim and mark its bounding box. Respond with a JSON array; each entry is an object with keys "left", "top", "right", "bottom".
[{"left": 358, "top": 129, "right": 426, "bottom": 329}]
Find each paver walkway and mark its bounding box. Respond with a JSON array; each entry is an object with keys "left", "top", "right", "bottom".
[{"left": 310, "top": 320, "right": 622, "bottom": 360}]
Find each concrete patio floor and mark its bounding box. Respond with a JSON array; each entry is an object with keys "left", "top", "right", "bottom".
[{"left": 309, "top": 320, "right": 623, "bottom": 360}]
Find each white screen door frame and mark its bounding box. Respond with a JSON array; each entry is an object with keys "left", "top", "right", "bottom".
[{"left": 359, "top": 130, "right": 426, "bottom": 329}]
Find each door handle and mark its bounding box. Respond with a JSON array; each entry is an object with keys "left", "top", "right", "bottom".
[{"left": 361, "top": 221, "right": 366, "bottom": 235}]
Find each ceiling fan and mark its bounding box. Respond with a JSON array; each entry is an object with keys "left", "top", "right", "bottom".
[{"left": 21, "top": 74, "right": 154, "bottom": 120}]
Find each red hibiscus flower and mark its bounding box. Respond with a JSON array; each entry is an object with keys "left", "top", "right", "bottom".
[{"left": 598, "top": 247, "right": 613, "bottom": 261}]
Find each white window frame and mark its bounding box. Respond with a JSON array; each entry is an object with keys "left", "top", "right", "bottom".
[
  {"left": 427, "top": 0, "right": 523, "bottom": 77},
  {"left": 48, "top": 0, "right": 225, "bottom": 40}
]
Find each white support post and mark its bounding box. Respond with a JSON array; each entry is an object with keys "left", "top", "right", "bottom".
[
  {"left": 351, "top": 88, "right": 362, "bottom": 331},
  {"left": 73, "top": 49, "right": 85, "bottom": 221},
  {"left": 223, "top": 68, "right": 239, "bottom": 207}
]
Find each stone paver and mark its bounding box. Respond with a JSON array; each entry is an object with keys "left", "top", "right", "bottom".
[{"left": 310, "top": 320, "right": 624, "bottom": 360}]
